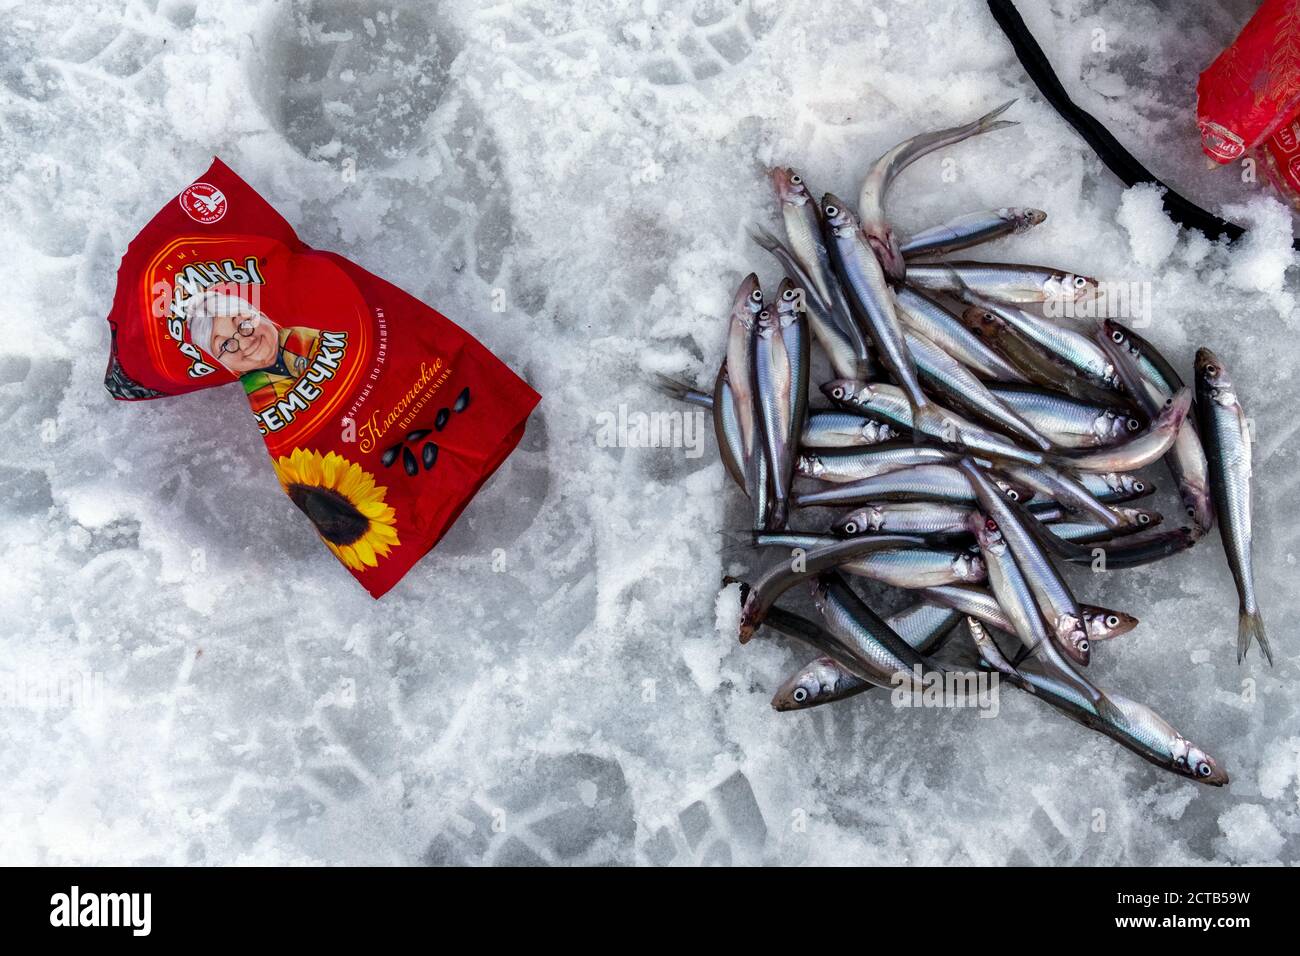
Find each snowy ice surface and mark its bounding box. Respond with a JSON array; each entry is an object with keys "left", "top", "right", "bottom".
[{"left": 1, "top": 0, "right": 1297, "bottom": 866}]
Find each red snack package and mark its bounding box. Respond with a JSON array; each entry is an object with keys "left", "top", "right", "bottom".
[
  {"left": 1196, "top": 0, "right": 1300, "bottom": 163},
  {"left": 104, "top": 159, "right": 540, "bottom": 598},
  {"left": 1261, "top": 110, "right": 1300, "bottom": 203}
]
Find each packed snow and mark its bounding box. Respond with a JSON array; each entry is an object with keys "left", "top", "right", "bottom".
[{"left": 0, "top": 0, "right": 1295, "bottom": 865}]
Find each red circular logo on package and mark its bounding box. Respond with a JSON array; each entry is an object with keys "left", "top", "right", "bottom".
[{"left": 178, "top": 183, "right": 228, "bottom": 223}]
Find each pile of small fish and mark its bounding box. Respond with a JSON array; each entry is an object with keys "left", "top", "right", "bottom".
[{"left": 660, "top": 101, "right": 1273, "bottom": 787}]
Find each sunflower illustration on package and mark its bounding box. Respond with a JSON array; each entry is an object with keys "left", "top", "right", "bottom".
[{"left": 104, "top": 159, "right": 540, "bottom": 597}]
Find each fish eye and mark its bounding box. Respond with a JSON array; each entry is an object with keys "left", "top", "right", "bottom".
[
  {"left": 1138, "top": 513, "right": 1150, "bottom": 524},
  {"left": 1074, "top": 276, "right": 1088, "bottom": 288},
  {"left": 985, "top": 518, "right": 997, "bottom": 531},
  {"left": 792, "top": 687, "right": 808, "bottom": 702},
  {"left": 1078, "top": 639, "right": 1089, "bottom": 652},
  {"left": 1133, "top": 481, "right": 1145, "bottom": 492},
  {"left": 1110, "top": 330, "right": 1124, "bottom": 343},
  {"left": 1007, "top": 490, "right": 1020, "bottom": 501},
  {"left": 1106, "top": 615, "right": 1119, "bottom": 627},
  {"left": 790, "top": 174, "right": 803, "bottom": 185},
  {"left": 1197, "top": 763, "right": 1211, "bottom": 777},
  {"left": 832, "top": 387, "right": 845, "bottom": 399},
  {"left": 1126, "top": 418, "right": 1140, "bottom": 431},
  {"left": 749, "top": 289, "right": 762, "bottom": 302},
  {"left": 1186, "top": 506, "right": 1195, "bottom": 516},
  {"left": 1205, "top": 365, "right": 1218, "bottom": 376},
  {"left": 844, "top": 522, "right": 857, "bottom": 534},
  {"left": 825, "top": 204, "right": 839, "bottom": 217},
  {"left": 783, "top": 288, "right": 797, "bottom": 301}
]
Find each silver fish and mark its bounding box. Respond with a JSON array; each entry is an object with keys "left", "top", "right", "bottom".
[
  {"left": 724, "top": 275, "right": 766, "bottom": 525},
  {"left": 921, "top": 583, "right": 1136, "bottom": 643},
  {"left": 895, "top": 286, "right": 1028, "bottom": 384},
  {"left": 798, "top": 443, "right": 955, "bottom": 483},
  {"left": 809, "top": 574, "right": 942, "bottom": 692},
  {"left": 965, "top": 298, "right": 1122, "bottom": 393},
  {"left": 957, "top": 304, "right": 1122, "bottom": 407},
  {"left": 968, "top": 511, "right": 1101, "bottom": 705},
  {"left": 857, "top": 100, "right": 1018, "bottom": 280},
  {"left": 833, "top": 501, "right": 975, "bottom": 537},
  {"left": 959, "top": 459, "right": 1090, "bottom": 666},
  {"left": 1195, "top": 348, "right": 1271, "bottom": 665},
  {"left": 793, "top": 462, "right": 1031, "bottom": 508},
  {"left": 906, "top": 261, "right": 1099, "bottom": 304},
  {"left": 712, "top": 365, "right": 747, "bottom": 493},
  {"left": 753, "top": 532, "right": 985, "bottom": 588},
  {"left": 737, "top": 534, "right": 924, "bottom": 643},
  {"left": 770, "top": 168, "right": 871, "bottom": 364},
  {"left": 1003, "top": 463, "right": 1127, "bottom": 529},
  {"left": 900, "top": 207, "right": 1047, "bottom": 259},
  {"left": 801, "top": 411, "right": 900, "bottom": 449},
  {"left": 754, "top": 307, "right": 795, "bottom": 528},
  {"left": 905, "top": 328, "right": 1052, "bottom": 450},
  {"left": 988, "top": 385, "right": 1139, "bottom": 449},
  {"left": 823, "top": 196, "right": 950, "bottom": 437},
  {"left": 823, "top": 379, "right": 1045, "bottom": 467},
  {"left": 775, "top": 280, "right": 811, "bottom": 463},
  {"left": 1045, "top": 507, "right": 1160, "bottom": 544},
  {"left": 841, "top": 547, "right": 987, "bottom": 589},
  {"left": 1102, "top": 320, "right": 1213, "bottom": 535},
  {"left": 1058, "top": 388, "right": 1191, "bottom": 473},
  {"left": 971, "top": 632, "right": 1228, "bottom": 785},
  {"left": 772, "top": 601, "right": 960, "bottom": 710}
]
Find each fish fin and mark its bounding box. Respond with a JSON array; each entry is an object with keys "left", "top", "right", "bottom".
[
  {"left": 716, "top": 530, "right": 751, "bottom": 554},
  {"left": 980, "top": 119, "right": 1018, "bottom": 135},
  {"left": 650, "top": 373, "right": 703, "bottom": 404},
  {"left": 1238, "top": 607, "right": 1273, "bottom": 666},
  {"left": 748, "top": 225, "right": 782, "bottom": 253},
  {"left": 980, "top": 99, "right": 1018, "bottom": 124},
  {"left": 913, "top": 401, "right": 954, "bottom": 447}
]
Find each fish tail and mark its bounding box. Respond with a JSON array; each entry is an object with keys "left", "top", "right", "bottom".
[
  {"left": 1238, "top": 606, "right": 1273, "bottom": 666},
  {"left": 979, "top": 99, "right": 1018, "bottom": 128},
  {"left": 769, "top": 498, "right": 789, "bottom": 531},
  {"left": 651, "top": 373, "right": 707, "bottom": 406}
]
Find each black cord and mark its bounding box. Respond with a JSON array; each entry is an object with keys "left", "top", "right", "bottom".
[{"left": 986, "top": 0, "right": 1269, "bottom": 246}]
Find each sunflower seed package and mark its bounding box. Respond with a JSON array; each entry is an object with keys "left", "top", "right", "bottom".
[{"left": 104, "top": 159, "right": 540, "bottom": 597}]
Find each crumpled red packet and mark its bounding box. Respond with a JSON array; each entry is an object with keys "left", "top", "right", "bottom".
[
  {"left": 1197, "top": 0, "right": 1300, "bottom": 164},
  {"left": 104, "top": 158, "right": 540, "bottom": 598},
  {"left": 1261, "top": 110, "right": 1300, "bottom": 204}
]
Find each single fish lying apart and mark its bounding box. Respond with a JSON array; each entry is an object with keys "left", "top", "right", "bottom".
[{"left": 654, "top": 103, "right": 1271, "bottom": 787}]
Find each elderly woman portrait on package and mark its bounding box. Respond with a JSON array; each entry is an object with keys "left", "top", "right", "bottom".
[{"left": 186, "top": 291, "right": 323, "bottom": 414}]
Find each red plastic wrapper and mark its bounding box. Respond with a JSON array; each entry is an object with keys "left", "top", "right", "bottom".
[
  {"left": 1262, "top": 110, "right": 1300, "bottom": 203},
  {"left": 104, "top": 159, "right": 540, "bottom": 598},
  {"left": 1196, "top": 0, "right": 1300, "bottom": 164}
]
